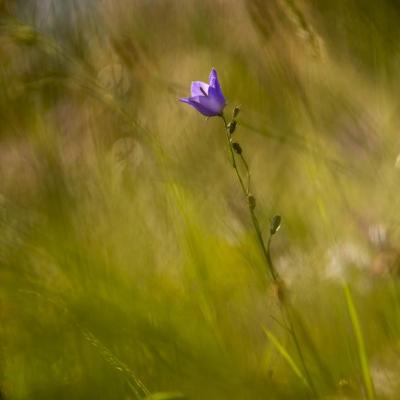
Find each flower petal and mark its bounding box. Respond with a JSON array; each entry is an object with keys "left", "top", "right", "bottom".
[
  {"left": 180, "top": 96, "right": 221, "bottom": 116},
  {"left": 208, "top": 86, "right": 225, "bottom": 108},
  {"left": 179, "top": 97, "right": 192, "bottom": 104},
  {"left": 179, "top": 69, "right": 226, "bottom": 117},
  {"left": 209, "top": 68, "right": 221, "bottom": 90},
  {"left": 208, "top": 68, "right": 226, "bottom": 108},
  {"left": 191, "top": 81, "right": 209, "bottom": 97},
  {"left": 197, "top": 95, "right": 225, "bottom": 115}
]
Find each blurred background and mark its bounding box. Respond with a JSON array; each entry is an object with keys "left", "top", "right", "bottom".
[{"left": 1, "top": 0, "right": 400, "bottom": 398}]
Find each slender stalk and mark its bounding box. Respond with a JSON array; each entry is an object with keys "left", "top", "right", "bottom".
[
  {"left": 222, "top": 116, "right": 247, "bottom": 195},
  {"left": 344, "top": 284, "right": 375, "bottom": 400},
  {"left": 220, "top": 113, "right": 317, "bottom": 396},
  {"left": 239, "top": 153, "right": 251, "bottom": 194},
  {"left": 266, "top": 234, "right": 317, "bottom": 396},
  {"left": 221, "top": 114, "right": 278, "bottom": 280}
]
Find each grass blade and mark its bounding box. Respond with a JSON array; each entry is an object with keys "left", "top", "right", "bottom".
[
  {"left": 343, "top": 284, "right": 375, "bottom": 400},
  {"left": 144, "top": 393, "right": 186, "bottom": 400},
  {"left": 263, "top": 327, "right": 309, "bottom": 389}
]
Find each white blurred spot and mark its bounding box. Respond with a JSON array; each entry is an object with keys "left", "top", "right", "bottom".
[
  {"left": 371, "top": 357, "right": 400, "bottom": 399},
  {"left": 325, "top": 242, "right": 370, "bottom": 283},
  {"left": 368, "top": 224, "right": 387, "bottom": 247}
]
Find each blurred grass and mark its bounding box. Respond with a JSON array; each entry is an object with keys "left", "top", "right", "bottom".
[{"left": 1, "top": 0, "right": 400, "bottom": 398}]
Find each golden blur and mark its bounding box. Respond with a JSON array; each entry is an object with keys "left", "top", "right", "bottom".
[{"left": 1, "top": 1, "right": 400, "bottom": 399}]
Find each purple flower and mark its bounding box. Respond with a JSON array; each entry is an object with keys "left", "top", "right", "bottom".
[{"left": 179, "top": 68, "right": 226, "bottom": 117}]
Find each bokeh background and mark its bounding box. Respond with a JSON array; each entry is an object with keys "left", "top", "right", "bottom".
[{"left": 1, "top": 0, "right": 400, "bottom": 399}]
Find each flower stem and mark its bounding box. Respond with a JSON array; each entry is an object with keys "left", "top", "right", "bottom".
[
  {"left": 222, "top": 116, "right": 247, "bottom": 195},
  {"left": 220, "top": 113, "right": 317, "bottom": 397}
]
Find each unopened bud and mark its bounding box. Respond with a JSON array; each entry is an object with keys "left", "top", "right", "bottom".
[
  {"left": 270, "top": 215, "right": 281, "bottom": 235},
  {"left": 232, "top": 142, "right": 242, "bottom": 155},
  {"left": 228, "top": 120, "right": 237, "bottom": 134},
  {"left": 248, "top": 195, "right": 256, "bottom": 210},
  {"left": 233, "top": 105, "right": 240, "bottom": 119}
]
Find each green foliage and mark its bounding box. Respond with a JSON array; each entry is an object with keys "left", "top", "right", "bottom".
[
  {"left": 263, "top": 327, "right": 309, "bottom": 388},
  {"left": 344, "top": 284, "right": 376, "bottom": 400},
  {"left": 1, "top": 0, "right": 400, "bottom": 399}
]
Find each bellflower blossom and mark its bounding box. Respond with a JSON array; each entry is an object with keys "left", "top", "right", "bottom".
[{"left": 179, "top": 68, "right": 226, "bottom": 116}]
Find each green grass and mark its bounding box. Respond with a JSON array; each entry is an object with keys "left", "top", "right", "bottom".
[
  {"left": 1, "top": 0, "right": 400, "bottom": 399},
  {"left": 344, "top": 283, "right": 375, "bottom": 400}
]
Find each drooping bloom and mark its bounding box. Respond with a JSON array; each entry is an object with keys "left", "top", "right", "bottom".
[{"left": 179, "top": 68, "right": 226, "bottom": 116}]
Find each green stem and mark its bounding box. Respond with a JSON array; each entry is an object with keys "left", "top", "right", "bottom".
[
  {"left": 240, "top": 153, "right": 251, "bottom": 194},
  {"left": 221, "top": 114, "right": 278, "bottom": 281},
  {"left": 220, "top": 113, "right": 317, "bottom": 397},
  {"left": 221, "top": 114, "right": 247, "bottom": 195},
  {"left": 267, "top": 236, "right": 317, "bottom": 396}
]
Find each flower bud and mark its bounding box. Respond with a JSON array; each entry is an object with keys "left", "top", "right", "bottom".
[
  {"left": 233, "top": 105, "right": 240, "bottom": 119},
  {"left": 248, "top": 195, "right": 256, "bottom": 210},
  {"left": 270, "top": 215, "right": 281, "bottom": 235},
  {"left": 228, "top": 120, "right": 237, "bottom": 134},
  {"left": 232, "top": 142, "right": 242, "bottom": 155}
]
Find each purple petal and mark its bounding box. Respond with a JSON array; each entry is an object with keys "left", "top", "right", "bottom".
[
  {"left": 208, "top": 86, "right": 225, "bottom": 108},
  {"left": 179, "top": 96, "right": 222, "bottom": 116},
  {"left": 191, "top": 81, "right": 209, "bottom": 97},
  {"left": 209, "top": 68, "right": 221, "bottom": 90},
  {"left": 208, "top": 68, "right": 226, "bottom": 107},
  {"left": 197, "top": 95, "right": 225, "bottom": 115},
  {"left": 179, "top": 68, "right": 226, "bottom": 117}
]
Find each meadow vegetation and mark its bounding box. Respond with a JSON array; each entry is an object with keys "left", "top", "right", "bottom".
[{"left": 1, "top": 1, "right": 400, "bottom": 398}]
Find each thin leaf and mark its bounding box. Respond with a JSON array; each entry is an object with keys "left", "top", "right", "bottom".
[
  {"left": 263, "top": 327, "right": 309, "bottom": 388},
  {"left": 144, "top": 392, "right": 186, "bottom": 400},
  {"left": 343, "top": 283, "right": 375, "bottom": 400}
]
